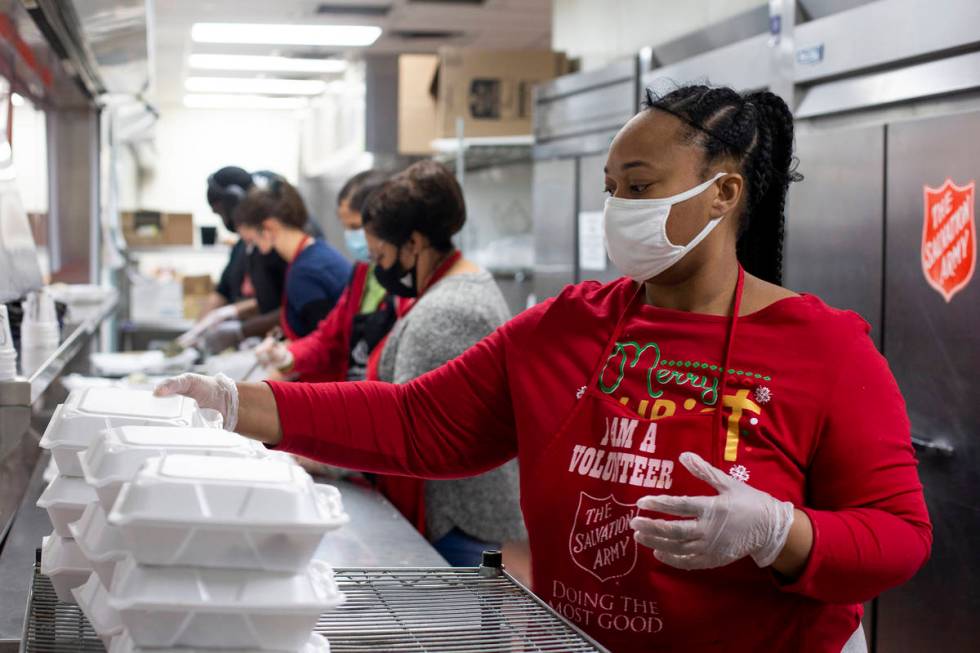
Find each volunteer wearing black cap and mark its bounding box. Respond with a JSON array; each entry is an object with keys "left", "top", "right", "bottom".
[{"left": 179, "top": 167, "right": 287, "bottom": 352}]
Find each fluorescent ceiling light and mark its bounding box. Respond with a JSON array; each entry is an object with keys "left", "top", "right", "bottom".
[
  {"left": 191, "top": 23, "right": 382, "bottom": 47},
  {"left": 189, "top": 54, "right": 347, "bottom": 74},
  {"left": 183, "top": 94, "right": 309, "bottom": 110},
  {"left": 185, "top": 77, "right": 327, "bottom": 95}
]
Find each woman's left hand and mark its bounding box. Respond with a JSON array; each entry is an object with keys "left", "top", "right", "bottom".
[{"left": 631, "top": 451, "right": 795, "bottom": 571}]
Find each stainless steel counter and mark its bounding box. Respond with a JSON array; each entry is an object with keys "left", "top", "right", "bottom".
[{"left": 0, "top": 455, "right": 446, "bottom": 650}]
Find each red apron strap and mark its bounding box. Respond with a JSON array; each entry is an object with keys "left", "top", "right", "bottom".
[{"left": 712, "top": 265, "right": 746, "bottom": 461}]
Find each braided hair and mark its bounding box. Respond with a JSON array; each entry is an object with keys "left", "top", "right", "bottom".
[{"left": 645, "top": 85, "right": 802, "bottom": 284}]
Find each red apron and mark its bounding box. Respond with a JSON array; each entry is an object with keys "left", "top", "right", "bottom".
[
  {"left": 279, "top": 235, "right": 312, "bottom": 342},
  {"left": 522, "top": 268, "right": 763, "bottom": 652},
  {"left": 373, "top": 251, "right": 462, "bottom": 534}
]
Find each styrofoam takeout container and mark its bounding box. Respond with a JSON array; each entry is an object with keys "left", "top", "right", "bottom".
[
  {"left": 109, "top": 455, "right": 349, "bottom": 572},
  {"left": 69, "top": 502, "right": 125, "bottom": 587},
  {"left": 36, "top": 475, "right": 97, "bottom": 536},
  {"left": 72, "top": 574, "right": 123, "bottom": 647},
  {"left": 39, "top": 387, "right": 204, "bottom": 476},
  {"left": 41, "top": 533, "right": 91, "bottom": 602},
  {"left": 110, "top": 556, "right": 344, "bottom": 650},
  {"left": 79, "top": 425, "right": 270, "bottom": 510},
  {"left": 109, "top": 631, "right": 331, "bottom": 653}
]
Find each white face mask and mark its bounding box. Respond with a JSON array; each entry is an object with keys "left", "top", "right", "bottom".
[{"left": 603, "top": 172, "right": 726, "bottom": 281}]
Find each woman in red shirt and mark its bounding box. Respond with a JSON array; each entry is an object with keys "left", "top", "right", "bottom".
[{"left": 157, "top": 84, "right": 931, "bottom": 652}]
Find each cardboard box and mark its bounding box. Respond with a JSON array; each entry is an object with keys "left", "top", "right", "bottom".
[
  {"left": 121, "top": 211, "right": 195, "bottom": 247},
  {"left": 182, "top": 274, "right": 214, "bottom": 320},
  {"left": 398, "top": 54, "right": 440, "bottom": 155},
  {"left": 435, "top": 48, "right": 569, "bottom": 139}
]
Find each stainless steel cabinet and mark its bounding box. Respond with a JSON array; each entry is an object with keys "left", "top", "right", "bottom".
[
  {"left": 877, "top": 109, "right": 980, "bottom": 652},
  {"left": 785, "top": 124, "right": 886, "bottom": 346},
  {"left": 577, "top": 152, "right": 620, "bottom": 285},
  {"left": 532, "top": 158, "right": 578, "bottom": 300}
]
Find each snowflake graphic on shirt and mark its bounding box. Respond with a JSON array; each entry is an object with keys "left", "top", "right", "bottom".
[{"left": 728, "top": 465, "right": 751, "bottom": 483}]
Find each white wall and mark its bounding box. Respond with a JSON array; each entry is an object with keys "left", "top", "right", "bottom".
[
  {"left": 137, "top": 106, "right": 303, "bottom": 239},
  {"left": 126, "top": 106, "right": 303, "bottom": 280},
  {"left": 553, "top": 0, "right": 767, "bottom": 71}
]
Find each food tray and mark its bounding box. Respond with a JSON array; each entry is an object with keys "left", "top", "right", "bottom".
[
  {"left": 36, "top": 475, "right": 97, "bottom": 537},
  {"left": 39, "top": 388, "right": 204, "bottom": 476},
  {"left": 79, "top": 425, "right": 269, "bottom": 510},
  {"left": 109, "top": 455, "right": 348, "bottom": 572},
  {"left": 110, "top": 557, "right": 343, "bottom": 650}
]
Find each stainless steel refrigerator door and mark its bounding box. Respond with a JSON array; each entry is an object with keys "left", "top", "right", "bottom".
[
  {"left": 878, "top": 109, "right": 980, "bottom": 652},
  {"left": 785, "top": 124, "right": 885, "bottom": 346},
  {"left": 577, "top": 152, "right": 621, "bottom": 285},
  {"left": 532, "top": 158, "right": 578, "bottom": 300}
]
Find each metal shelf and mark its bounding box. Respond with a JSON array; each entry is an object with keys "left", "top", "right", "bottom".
[{"left": 21, "top": 565, "right": 608, "bottom": 653}]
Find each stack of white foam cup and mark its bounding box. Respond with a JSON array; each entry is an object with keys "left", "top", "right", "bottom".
[{"left": 20, "top": 289, "right": 61, "bottom": 376}]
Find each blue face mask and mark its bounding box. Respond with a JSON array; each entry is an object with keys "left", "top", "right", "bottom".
[{"left": 344, "top": 228, "right": 370, "bottom": 261}]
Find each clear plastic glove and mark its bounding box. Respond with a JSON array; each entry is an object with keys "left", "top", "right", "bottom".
[
  {"left": 203, "top": 320, "right": 243, "bottom": 355},
  {"left": 154, "top": 372, "right": 239, "bottom": 431},
  {"left": 177, "top": 304, "right": 239, "bottom": 348},
  {"left": 255, "top": 337, "right": 293, "bottom": 370},
  {"left": 631, "top": 451, "right": 795, "bottom": 570}
]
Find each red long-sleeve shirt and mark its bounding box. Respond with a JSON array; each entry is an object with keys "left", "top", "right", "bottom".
[{"left": 268, "top": 278, "right": 931, "bottom": 645}]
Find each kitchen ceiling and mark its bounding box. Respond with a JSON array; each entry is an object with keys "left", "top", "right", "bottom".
[{"left": 153, "top": 0, "right": 553, "bottom": 106}]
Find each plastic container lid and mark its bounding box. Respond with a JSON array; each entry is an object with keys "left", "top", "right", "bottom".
[
  {"left": 109, "top": 632, "right": 330, "bottom": 653},
  {"left": 69, "top": 502, "right": 125, "bottom": 587},
  {"left": 80, "top": 425, "right": 269, "bottom": 510},
  {"left": 39, "top": 388, "right": 204, "bottom": 477},
  {"left": 110, "top": 455, "right": 349, "bottom": 531},
  {"left": 36, "top": 475, "right": 97, "bottom": 537},
  {"left": 110, "top": 556, "right": 343, "bottom": 613}
]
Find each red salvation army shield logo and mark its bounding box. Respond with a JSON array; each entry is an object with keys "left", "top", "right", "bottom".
[
  {"left": 922, "top": 179, "right": 976, "bottom": 302},
  {"left": 568, "top": 492, "right": 638, "bottom": 582}
]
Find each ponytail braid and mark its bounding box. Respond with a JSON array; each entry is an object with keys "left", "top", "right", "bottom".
[{"left": 644, "top": 86, "right": 802, "bottom": 284}]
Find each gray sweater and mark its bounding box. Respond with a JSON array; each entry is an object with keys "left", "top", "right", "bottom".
[{"left": 377, "top": 270, "right": 527, "bottom": 544}]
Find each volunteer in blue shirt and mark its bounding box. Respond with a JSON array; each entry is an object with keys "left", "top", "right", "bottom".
[{"left": 233, "top": 177, "right": 351, "bottom": 339}]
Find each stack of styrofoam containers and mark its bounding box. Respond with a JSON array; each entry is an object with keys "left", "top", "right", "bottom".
[
  {"left": 20, "top": 289, "right": 61, "bottom": 376},
  {"left": 36, "top": 387, "right": 211, "bottom": 603},
  {"left": 73, "top": 453, "right": 348, "bottom": 651},
  {"left": 35, "top": 384, "right": 350, "bottom": 652}
]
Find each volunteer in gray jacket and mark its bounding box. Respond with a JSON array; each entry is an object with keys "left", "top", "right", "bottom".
[{"left": 363, "top": 160, "right": 527, "bottom": 567}]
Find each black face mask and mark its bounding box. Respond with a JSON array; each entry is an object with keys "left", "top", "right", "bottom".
[{"left": 374, "top": 254, "right": 418, "bottom": 298}]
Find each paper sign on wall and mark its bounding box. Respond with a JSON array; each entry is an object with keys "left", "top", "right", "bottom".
[
  {"left": 578, "top": 210, "right": 607, "bottom": 272},
  {"left": 921, "top": 179, "right": 976, "bottom": 303}
]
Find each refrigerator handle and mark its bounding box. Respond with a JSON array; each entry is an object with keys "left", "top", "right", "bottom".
[{"left": 910, "top": 434, "right": 955, "bottom": 457}]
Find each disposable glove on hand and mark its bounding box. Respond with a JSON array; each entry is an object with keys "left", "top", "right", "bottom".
[
  {"left": 255, "top": 337, "right": 293, "bottom": 370},
  {"left": 204, "top": 320, "right": 243, "bottom": 355},
  {"left": 631, "top": 451, "right": 795, "bottom": 571},
  {"left": 154, "top": 372, "right": 240, "bottom": 431},
  {"left": 177, "top": 304, "right": 239, "bottom": 347}
]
